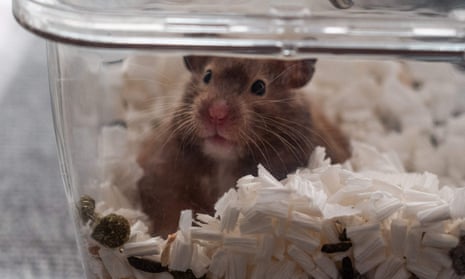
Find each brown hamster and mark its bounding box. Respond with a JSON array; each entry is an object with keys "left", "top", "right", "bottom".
[{"left": 137, "top": 56, "right": 351, "bottom": 236}]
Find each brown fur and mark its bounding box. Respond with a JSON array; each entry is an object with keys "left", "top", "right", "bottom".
[{"left": 137, "top": 57, "right": 351, "bottom": 236}]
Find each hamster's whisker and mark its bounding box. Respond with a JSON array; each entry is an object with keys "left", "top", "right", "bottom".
[
  {"left": 249, "top": 115, "right": 294, "bottom": 171},
  {"left": 172, "top": 116, "right": 195, "bottom": 138},
  {"left": 159, "top": 111, "right": 195, "bottom": 149},
  {"left": 133, "top": 103, "right": 190, "bottom": 126},
  {"left": 267, "top": 63, "right": 300, "bottom": 86},
  {"left": 251, "top": 112, "right": 316, "bottom": 162},
  {"left": 186, "top": 82, "right": 204, "bottom": 94},
  {"left": 239, "top": 129, "right": 270, "bottom": 168},
  {"left": 259, "top": 115, "right": 315, "bottom": 147},
  {"left": 241, "top": 110, "right": 270, "bottom": 166},
  {"left": 259, "top": 114, "right": 332, "bottom": 149},
  {"left": 150, "top": 107, "right": 190, "bottom": 132},
  {"left": 156, "top": 104, "right": 193, "bottom": 116},
  {"left": 177, "top": 126, "right": 198, "bottom": 151},
  {"left": 251, "top": 111, "right": 313, "bottom": 147},
  {"left": 260, "top": 114, "right": 312, "bottom": 131},
  {"left": 123, "top": 77, "right": 179, "bottom": 86},
  {"left": 249, "top": 97, "right": 298, "bottom": 106},
  {"left": 262, "top": 115, "right": 333, "bottom": 158},
  {"left": 248, "top": 131, "right": 277, "bottom": 170},
  {"left": 237, "top": 130, "right": 258, "bottom": 164},
  {"left": 252, "top": 123, "right": 304, "bottom": 166},
  {"left": 240, "top": 114, "right": 274, "bottom": 169},
  {"left": 180, "top": 122, "right": 199, "bottom": 149},
  {"left": 149, "top": 115, "right": 176, "bottom": 134},
  {"left": 134, "top": 93, "right": 182, "bottom": 106}
]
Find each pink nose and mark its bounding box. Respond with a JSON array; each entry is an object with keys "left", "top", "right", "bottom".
[{"left": 208, "top": 100, "right": 229, "bottom": 125}]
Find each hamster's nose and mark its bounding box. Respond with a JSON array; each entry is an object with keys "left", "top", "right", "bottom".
[{"left": 208, "top": 100, "right": 229, "bottom": 126}]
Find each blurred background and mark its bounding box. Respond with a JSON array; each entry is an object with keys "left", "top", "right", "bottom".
[{"left": 0, "top": 1, "right": 83, "bottom": 278}]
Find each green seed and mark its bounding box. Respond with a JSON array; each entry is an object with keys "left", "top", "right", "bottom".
[
  {"left": 78, "top": 195, "right": 96, "bottom": 223},
  {"left": 91, "top": 213, "right": 130, "bottom": 248}
]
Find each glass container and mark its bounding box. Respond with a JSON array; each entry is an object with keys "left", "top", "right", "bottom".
[{"left": 14, "top": 1, "right": 465, "bottom": 278}]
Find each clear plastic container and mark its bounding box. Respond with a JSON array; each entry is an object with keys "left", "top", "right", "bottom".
[{"left": 14, "top": 1, "right": 465, "bottom": 278}]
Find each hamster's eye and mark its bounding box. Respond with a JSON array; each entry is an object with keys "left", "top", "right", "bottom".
[
  {"left": 203, "top": 70, "right": 212, "bottom": 84},
  {"left": 251, "top": 80, "right": 266, "bottom": 96}
]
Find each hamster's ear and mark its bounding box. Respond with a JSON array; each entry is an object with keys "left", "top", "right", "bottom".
[
  {"left": 279, "top": 59, "right": 317, "bottom": 89},
  {"left": 183, "top": 56, "right": 210, "bottom": 73}
]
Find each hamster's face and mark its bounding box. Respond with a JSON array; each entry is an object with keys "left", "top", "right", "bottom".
[{"left": 174, "top": 56, "right": 316, "bottom": 161}]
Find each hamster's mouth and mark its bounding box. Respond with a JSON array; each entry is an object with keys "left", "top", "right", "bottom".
[
  {"left": 207, "top": 135, "right": 231, "bottom": 146},
  {"left": 202, "top": 134, "right": 238, "bottom": 160}
]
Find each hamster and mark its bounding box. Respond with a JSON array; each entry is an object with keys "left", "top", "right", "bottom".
[{"left": 137, "top": 56, "right": 351, "bottom": 236}]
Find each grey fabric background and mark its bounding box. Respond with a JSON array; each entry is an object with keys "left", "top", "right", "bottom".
[{"left": 0, "top": 19, "right": 84, "bottom": 279}]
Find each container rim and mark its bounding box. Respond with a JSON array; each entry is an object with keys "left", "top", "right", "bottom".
[{"left": 12, "top": 0, "right": 465, "bottom": 61}]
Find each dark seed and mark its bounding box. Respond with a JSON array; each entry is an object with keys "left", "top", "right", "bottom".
[
  {"left": 322, "top": 242, "right": 352, "bottom": 253},
  {"left": 170, "top": 270, "right": 206, "bottom": 279},
  {"left": 91, "top": 213, "right": 130, "bottom": 248},
  {"left": 78, "top": 195, "right": 96, "bottom": 223},
  {"left": 103, "top": 58, "right": 124, "bottom": 65},
  {"left": 328, "top": 0, "right": 353, "bottom": 9},
  {"left": 339, "top": 228, "right": 350, "bottom": 242},
  {"left": 412, "top": 80, "right": 423, "bottom": 90},
  {"left": 127, "top": 256, "right": 168, "bottom": 273},
  {"left": 342, "top": 256, "right": 355, "bottom": 279},
  {"left": 450, "top": 243, "right": 465, "bottom": 275},
  {"left": 460, "top": 235, "right": 465, "bottom": 244},
  {"left": 429, "top": 134, "right": 439, "bottom": 147}
]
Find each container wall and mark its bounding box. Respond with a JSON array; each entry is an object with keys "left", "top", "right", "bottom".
[{"left": 48, "top": 42, "right": 465, "bottom": 279}]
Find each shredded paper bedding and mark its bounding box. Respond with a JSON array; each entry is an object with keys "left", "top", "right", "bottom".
[{"left": 81, "top": 58, "right": 465, "bottom": 279}]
